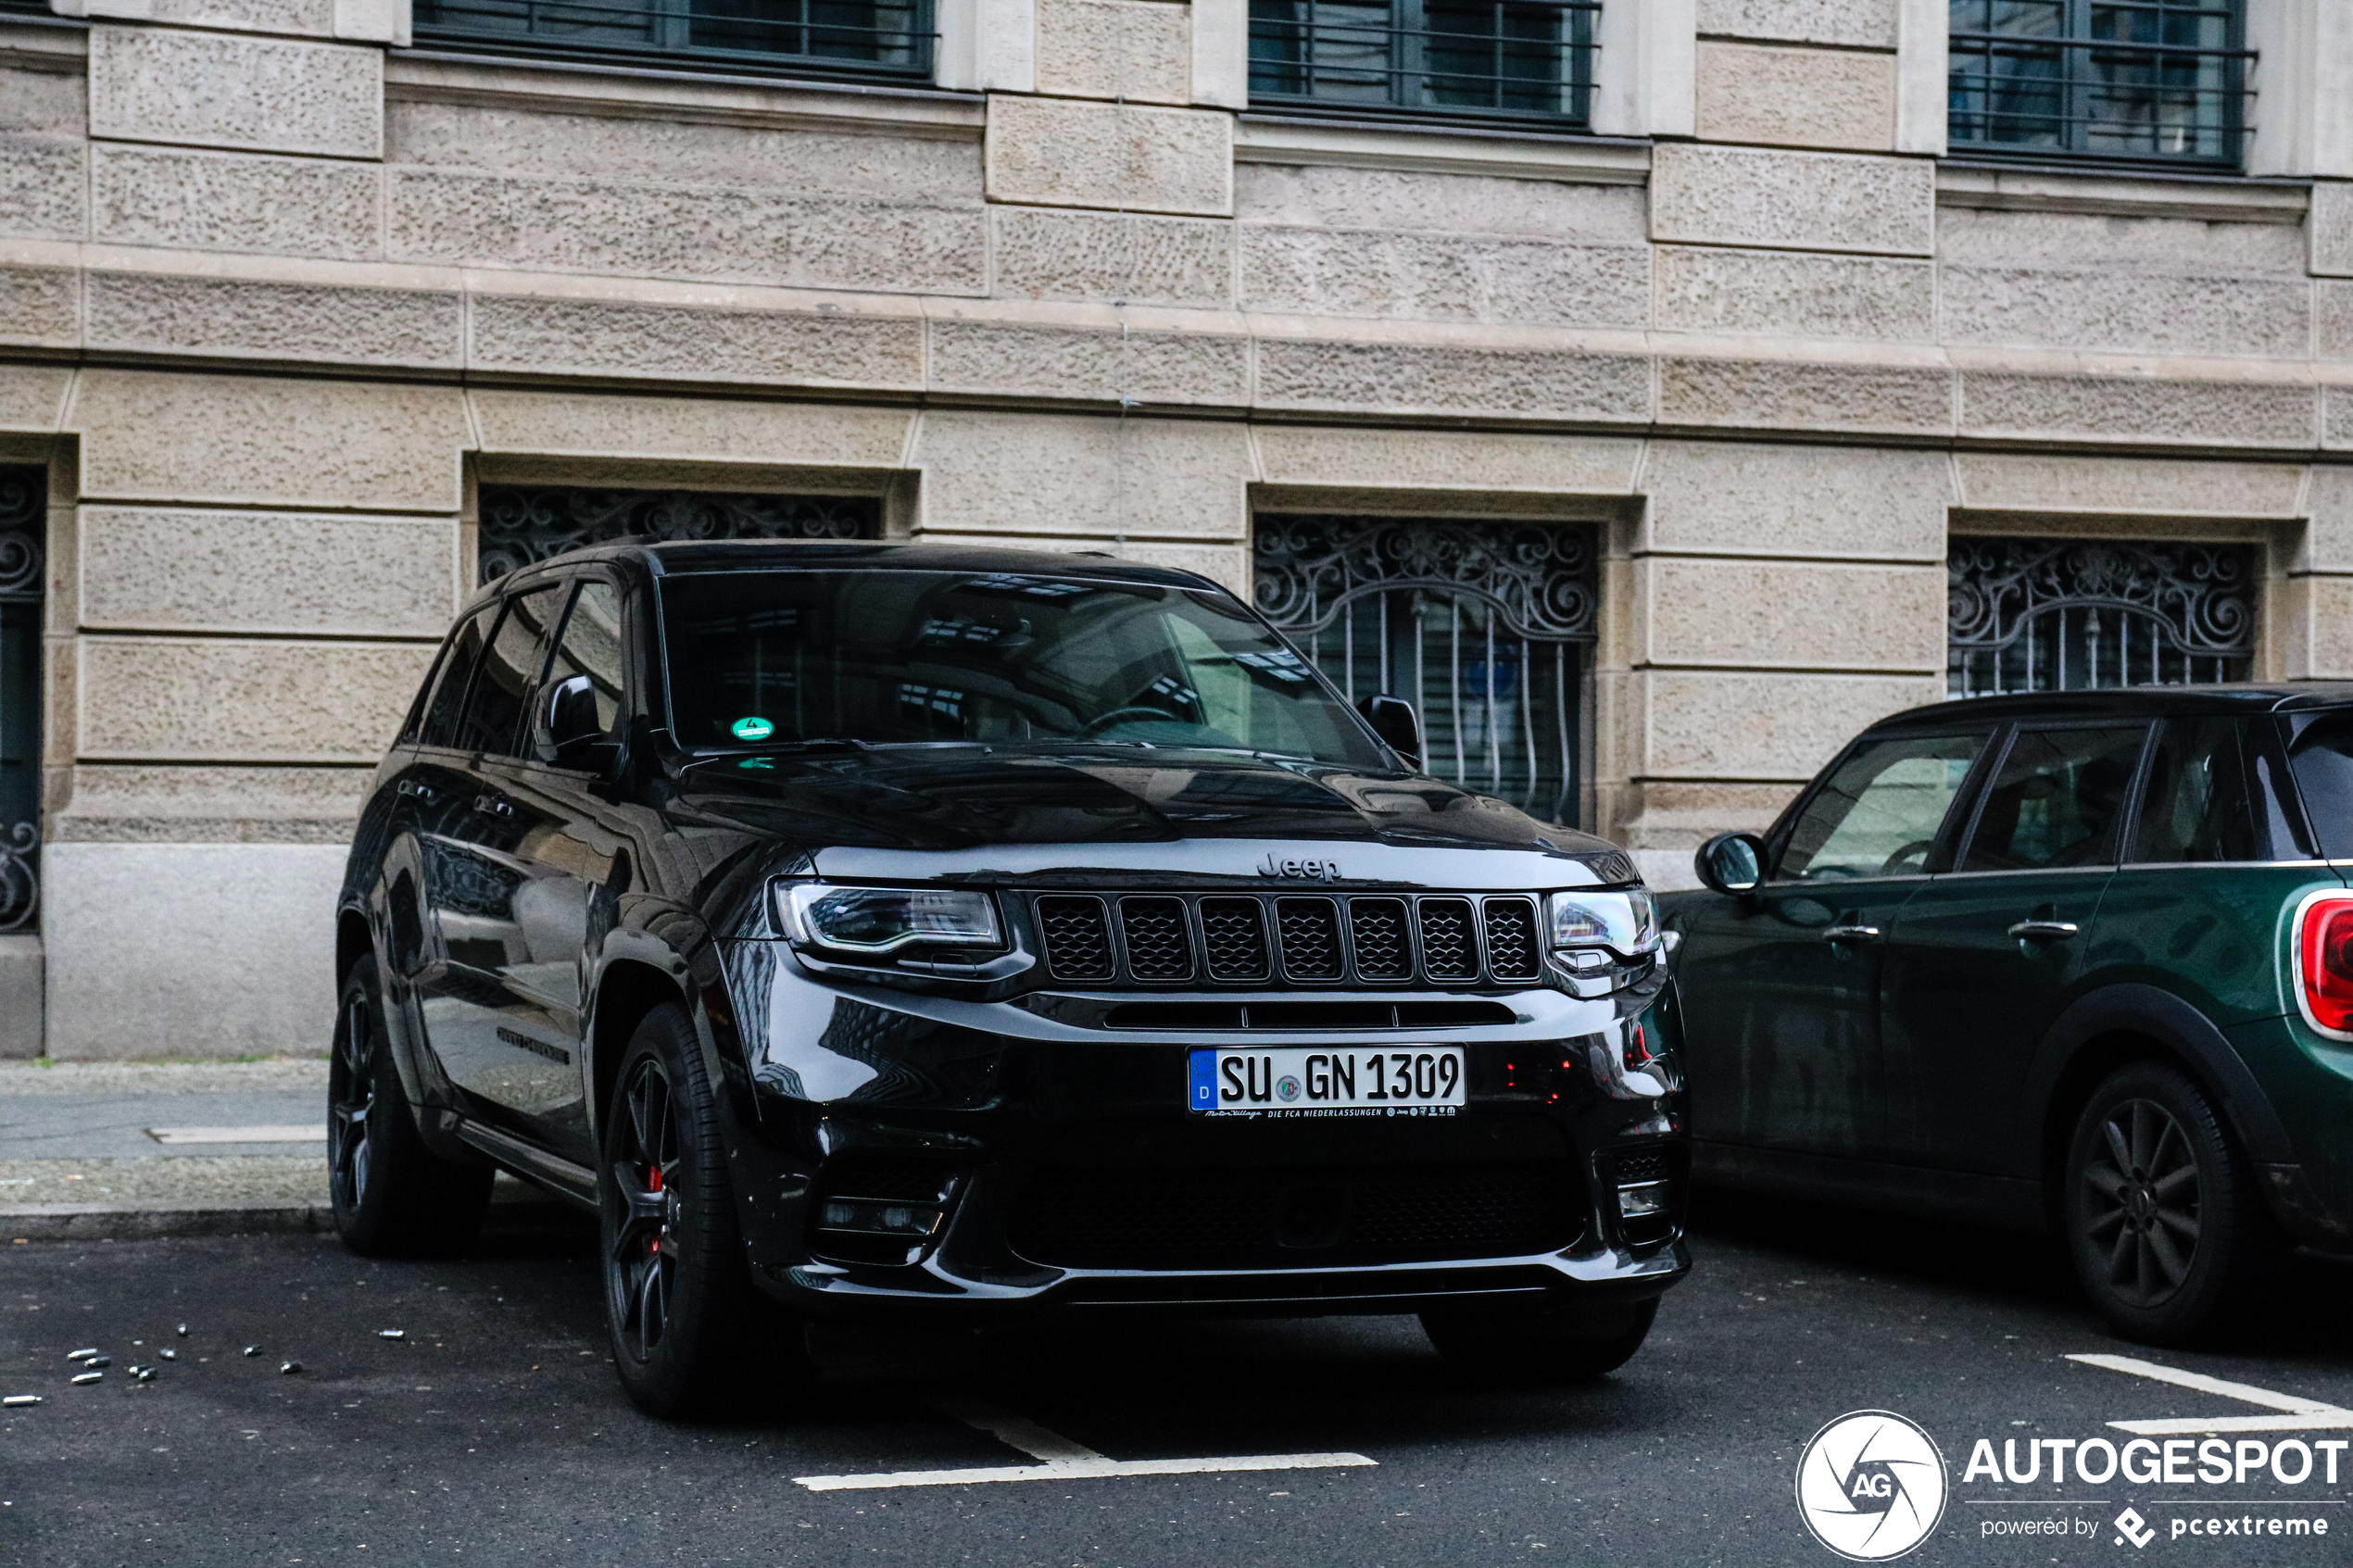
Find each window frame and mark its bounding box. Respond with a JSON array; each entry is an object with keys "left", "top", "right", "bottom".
[
  {"left": 1941, "top": 720, "right": 2158, "bottom": 878},
  {"left": 408, "top": 0, "right": 939, "bottom": 87},
  {"left": 1760, "top": 725, "right": 2005, "bottom": 887},
  {"left": 1945, "top": 0, "right": 2256, "bottom": 172},
  {"left": 1245, "top": 0, "right": 1604, "bottom": 130}
]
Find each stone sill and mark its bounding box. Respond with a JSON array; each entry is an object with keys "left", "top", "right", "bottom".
[
  {"left": 384, "top": 47, "right": 987, "bottom": 140},
  {"left": 1936, "top": 161, "right": 2311, "bottom": 225},
  {"left": 1235, "top": 112, "right": 1651, "bottom": 184}
]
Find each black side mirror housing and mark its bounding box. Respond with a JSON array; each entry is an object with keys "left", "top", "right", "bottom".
[
  {"left": 1694, "top": 831, "right": 1767, "bottom": 897},
  {"left": 1357, "top": 694, "right": 1422, "bottom": 767},
  {"left": 536, "top": 674, "right": 610, "bottom": 770}
]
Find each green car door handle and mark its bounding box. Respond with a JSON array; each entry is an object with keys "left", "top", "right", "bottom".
[
  {"left": 1822, "top": 924, "right": 1881, "bottom": 944},
  {"left": 2007, "top": 919, "right": 2081, "bottom": 941}
]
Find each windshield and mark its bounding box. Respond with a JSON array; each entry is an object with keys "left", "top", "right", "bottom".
[{"left": 658, "top": 569, "right": 1388, "bottom": 766}]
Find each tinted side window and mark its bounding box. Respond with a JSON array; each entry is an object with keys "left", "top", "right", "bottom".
[
  {"left": 396, "top": 641, "right": 452, "bottom": 747},
  {"left": 459, "top": 584, "right": 565, "bottom": 757},
  {"left": 2286, "top": 708, "right": 2353, "bottom": 859},
  {"left": 1778, "top": 732, "right": 1989, "bottom": 883},
  {"left": 1959, "top": 726, "right": 2145, "bottom": 872},
  {"left": 541, "top": 581, "right": 625, "bottom": 743},
  {"left": 420, "top": 606, "right": 498, "bottom": 750},
  {"left": 2132, "top": 717, "right": 2269, "bottom": 863}
]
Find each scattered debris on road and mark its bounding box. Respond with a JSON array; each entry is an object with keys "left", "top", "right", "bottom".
[
  {"left": 243, "top": 1345, "right": 261, "bottom": 1358},
  {"left": 3, "top": 1396, "right": 40, "bottom": 1407},
  {"left": 377, "top": 1329, "right": 405, "bottom": 1340},
  {"left": 69, "top": 1373, "right": 101, "bottom": 1386},
  {"left": 280, "top": 1361, "right": 302, "bottom": 1375}
]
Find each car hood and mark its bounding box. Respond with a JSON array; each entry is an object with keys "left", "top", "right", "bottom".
[{"left": 669, "top": 747, "right": 1636, "bottom": 887}]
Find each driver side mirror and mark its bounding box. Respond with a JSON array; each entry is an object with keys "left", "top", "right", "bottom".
[
  {"left": 1694, "top": 831, "right": 1766, "bottom": 897},
  {"left": 536, "top": 673, "right": 610, "bottom": 771},
  {"left": 1357, "top": 694, "right": 1422, "bottom": 767}
]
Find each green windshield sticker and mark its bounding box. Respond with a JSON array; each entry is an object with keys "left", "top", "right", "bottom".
[{"left": 731, "top": 716, "right": 775, "bottom": 741}]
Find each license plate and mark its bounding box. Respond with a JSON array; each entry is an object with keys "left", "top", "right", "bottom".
[{"left": 1188, "top": 1047, "right": 1464, "bottom": 1118}]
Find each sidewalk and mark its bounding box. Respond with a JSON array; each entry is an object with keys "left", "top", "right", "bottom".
[{"left": 0, "top": 1059, "right": 552, "bottom": 1239}]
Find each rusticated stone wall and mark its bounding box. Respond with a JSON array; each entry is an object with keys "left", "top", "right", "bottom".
[{"left": 3, "top": 0, "right": 2353, "bottom": 1052}]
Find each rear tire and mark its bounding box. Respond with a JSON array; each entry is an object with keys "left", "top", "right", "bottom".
[
  {"left": 329, "top": 956, "right": 494, "bottom": 1258},
  {"left": 1420, "top": 1297, "right": 1659, "bottom": 1383},
  {"left": 2062, "top": 1060, "right": 2283, "bottom": 1347},
  {"left": 600, "top": 1001, "right": 813, "bottom": 1419}
]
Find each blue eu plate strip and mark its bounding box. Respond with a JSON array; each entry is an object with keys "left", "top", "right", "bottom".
[{"left": 1188, "top": 1048, "right": 1217, "bottom": 1110}]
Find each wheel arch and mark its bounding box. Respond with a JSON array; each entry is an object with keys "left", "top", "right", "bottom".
[
  {"left": 334, "top": 904, "right": 374, "bottom": 988},
  {"left": 588, "top": 959, "right": 690, "bottom": 1144},
  {"left": 2020, "top": 984, "right": 2295, "bottom": 1226}
]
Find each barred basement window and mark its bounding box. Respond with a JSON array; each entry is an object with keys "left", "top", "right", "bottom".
[
  {"left": 1947, "top": 537, "right": 2256, "bottom": 698},
  {"left": 1948, "top": 0, "right": 2252, "bottom": 168},
  {"left": 1254, "top": 515, "right": 1596, "bottom": 826},
  {"left": 1248, "top": 0, "right": 1599, "bottom": 125},
  {"left": 476, "top": 486, "right": 882, "bottom": 586},
  {"left": 412, "top": 0, "right": 934, "bottom": 81}
]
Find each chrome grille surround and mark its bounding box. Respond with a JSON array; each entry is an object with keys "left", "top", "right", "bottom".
[{"left": 1026, "top": 890, "right": 1569, "bottom": 989}]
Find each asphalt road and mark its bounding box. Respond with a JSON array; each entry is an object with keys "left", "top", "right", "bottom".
[{"left": 5, "top": 1200, "right": 2351, "bottom": 1568}]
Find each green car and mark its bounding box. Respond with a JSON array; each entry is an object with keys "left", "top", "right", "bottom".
[{"left": 1660, "top": 686, "right": 2353, "bottom": 1344}]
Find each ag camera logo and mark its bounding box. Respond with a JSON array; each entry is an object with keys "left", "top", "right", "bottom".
[{"left": 1795, "top": 1411, "right": 1949, "bottom": 1562}]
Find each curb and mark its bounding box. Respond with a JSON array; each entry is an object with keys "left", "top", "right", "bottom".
[{"left": 2, "top": 1198, "right": 333, "bottom": 1241}]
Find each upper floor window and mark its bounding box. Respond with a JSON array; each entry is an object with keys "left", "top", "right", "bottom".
[
  {"left": 411, "top": 0, "right": 934, "bottom": 82},
  {"left": 1248, "top": 0, "right": 1599, "bottom": 126},
  {"left": 1947, "top": 0, "right": 2252, "bottom": 169}
]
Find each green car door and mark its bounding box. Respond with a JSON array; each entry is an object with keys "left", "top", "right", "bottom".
[
  {"left": 1675, "top": 729, "right": 1991, "bottom": 1161},
  {"left": 1877, "top": 723, "right": 2149, "bottom": 1177}
]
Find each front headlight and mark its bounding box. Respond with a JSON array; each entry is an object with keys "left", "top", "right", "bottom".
[
  {"left": 1546, "top": 887, "right": 1657, "bottom": 959},
  {"left": 775, "top": 883, "right": 1005, "bottom": 955}
]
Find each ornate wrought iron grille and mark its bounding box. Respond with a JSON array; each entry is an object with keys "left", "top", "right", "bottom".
[
  {"left": 413, "top": 0, "right": 934, "bottom": 81},
  {"left": 476, "top": 486, "right": 882, "bottom": 586},
  {"left": 0, "top": 466, "right": 42, "bottom": 935},
  {"left": 1248, "top": 0, "right": 1598, "bottom": 125},
  {"left": 1948, "top": 0, "right": 2252, "bottom": 169},
  {"left": 1947, "top": 536, "right": 2257, "bottom": 697},
  {"left": 1254, "top": 515, "right": 1596, "bottom": 826}
]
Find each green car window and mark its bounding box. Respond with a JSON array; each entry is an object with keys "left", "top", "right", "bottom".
[
  {"left": 1778, "top": 732, "right": 1988, "bottom": 882},
  {"left": 1959, "top": 726, "right": 2145, "bottom": 872},
  {"left": 2132, "top": 717, "right": 2271, "bottom": 863},
  {"left": 2286, "top": 707, "right": 2353, "bottom": 859}
]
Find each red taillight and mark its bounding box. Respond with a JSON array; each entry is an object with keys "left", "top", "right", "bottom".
[{"left": 2298, "top": 896, "right": 2353, "bottom": 1035}]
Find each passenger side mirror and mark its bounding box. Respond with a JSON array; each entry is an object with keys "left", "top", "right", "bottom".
[
  {"left": 536, "top": 674, "right": 608, "bottom": 770},
  {"left": 1357, "top": 694, "right": 1422, "bottom": 767},
  {"left": 1695, "top": 831, "right": 1767, "bottom": 897}
]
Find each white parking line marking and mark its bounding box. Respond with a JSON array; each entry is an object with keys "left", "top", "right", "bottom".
[
  {"left": 2069, "top": 1352, "right": 2353, "bottom": 1435},
  {"left": 791, "top": 1404, "right": 1377, "bottom": 1492},
  {"left": 145, "top": 1126, "right": 323, "bottom": 1145}
]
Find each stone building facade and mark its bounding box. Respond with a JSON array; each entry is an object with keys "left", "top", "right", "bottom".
[{"left": 1, "top": 0, "right": 2350, "bottom": 1056}]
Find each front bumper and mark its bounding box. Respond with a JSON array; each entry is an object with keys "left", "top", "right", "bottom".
[{"left": 716, "top": 944, "right": 1693, "bottom": 1318}]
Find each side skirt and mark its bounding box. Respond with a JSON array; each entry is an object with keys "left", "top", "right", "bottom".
[{"left": 451, "top": 1116, "right": 600, "bottom": 1213}]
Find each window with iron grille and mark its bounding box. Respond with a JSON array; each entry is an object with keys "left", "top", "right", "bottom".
[
  {"left": 475, "top": 486, "right": 881, "bottom": 586},
  {"left": 1248, "top": 0, "right": 1599, "bottom": 126},
  {"left": 1947, "top": 536, "right": 2257, "bottom": 698},
  {"left": 1948, "top": 0, "right": 2252, "bottom": 169},
  {"left": 0, "top": 467, "right": 41, "bottom": 935},
  {"left": 411, "top": 0, "right": 934, "bottom": 82}
]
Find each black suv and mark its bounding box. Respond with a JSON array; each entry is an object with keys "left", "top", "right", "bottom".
[
  {"left": 1664, "top": 686, "right": 2353, "bottom": 1344},
  {"left": 332, "top": 542, "right": 1688, "bottom": 1413}
]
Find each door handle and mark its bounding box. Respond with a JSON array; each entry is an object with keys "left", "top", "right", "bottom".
[
  {"left": 472, "top": 794, "right": 515, "bottom": 821},
  {"left": 2007, "top": 920, "right": 2081, "bottom": 942},
  {"left": 1822, "top": 924, "right": 1881, "bottom": 945}
]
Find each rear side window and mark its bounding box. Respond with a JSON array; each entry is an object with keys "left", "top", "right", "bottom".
[
  {"left": 1959, "top": 726, "right": 2146, "bottom": 872},
  {"left": 2286, "top": 709, "right": 2353, "bottom": 859},
  {"left": 459, "top": 584, "right": 566, "bottom": 757},
  {"left": 1777, "top": 732, "right": 1989, "bottom": 883},
  {"left": 2132, "top": 717, "right": 2279, "bottom": 863},
  {"left": 419, "top": 605, "right": 498, "bottom": 750}
]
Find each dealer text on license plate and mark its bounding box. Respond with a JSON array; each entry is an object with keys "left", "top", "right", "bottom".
[{"left": 1188, "top": 1047, "right": 1464, "bottom": 1117}]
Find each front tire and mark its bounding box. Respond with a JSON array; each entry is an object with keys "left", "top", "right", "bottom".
[
  {"left": 329, "top": 956, "right": 494, "bottom": 1257},
  {"left": 1420, "top": 1297, "right": 1659, "bottom": 1383},
  {"left": 600, "top": 1002, "right": 810, "bottom": 1419},
  {"left": 2062, "top": 1061, "right": 2281, "bottom": 1347}
]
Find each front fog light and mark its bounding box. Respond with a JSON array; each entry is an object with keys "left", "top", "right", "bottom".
[
  {"left": 1617, "top": 1182, "right": 1667, "bottom": 1219},
  {"left": 777, "top": 882, "right": 1004, "bottom": 955},
  {"left": 818, "top": 1198, "right": 942, "bottom": 1236}
]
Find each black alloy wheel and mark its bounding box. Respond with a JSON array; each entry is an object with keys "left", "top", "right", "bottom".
[
  {"left": 2063, "top": 1061, "right": 2281, "bottom": 1347},
  {"left": 328, "top": 956, "right": 494, "bottom": 1257},
  {"left": 599, "top": 1002, "right": 812, "bottom": 1418},
  {"left": 1420, "top": 1297, "right": 1658, "bottom": 1384}
]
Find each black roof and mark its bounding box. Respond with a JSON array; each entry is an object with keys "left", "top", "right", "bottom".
[{"left": 1870, "top": 684, "right": 2353, "bottom": 733}]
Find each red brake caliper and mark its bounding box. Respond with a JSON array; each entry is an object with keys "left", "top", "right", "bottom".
[{"left": 648, "top": 1165, "right": 663, "bottom": 1257}]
